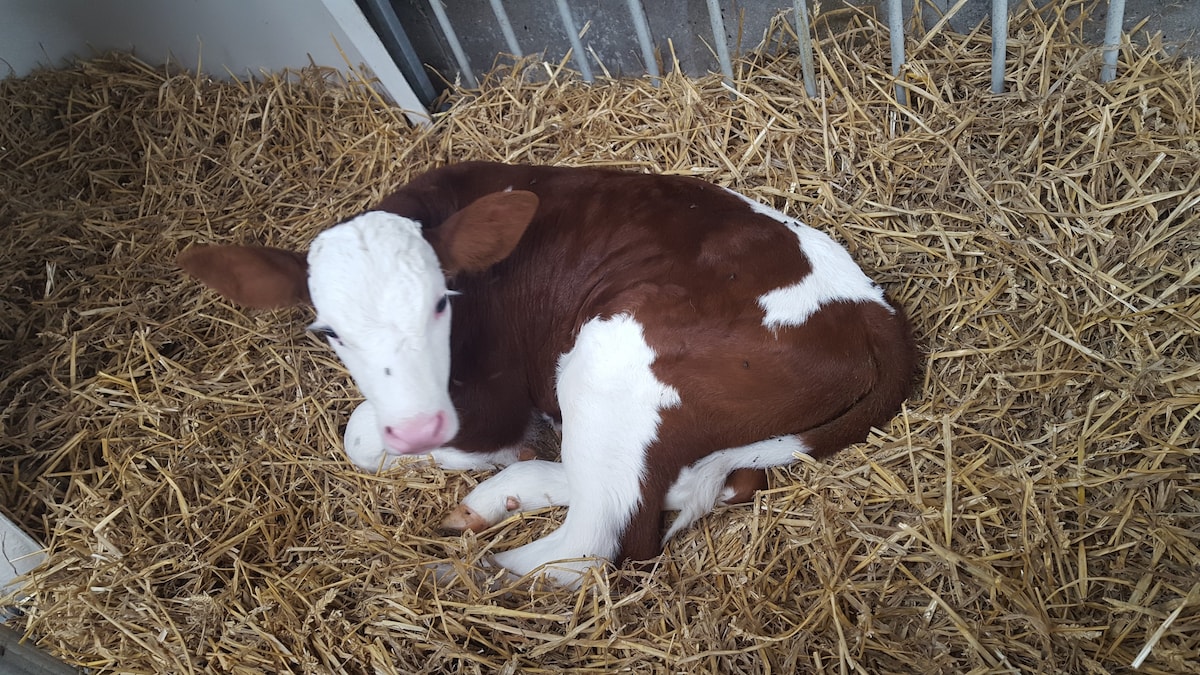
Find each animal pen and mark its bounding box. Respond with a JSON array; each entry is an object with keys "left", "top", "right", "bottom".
[{"left": 1, "top": 0, "right": 1198, "bottom": 672}]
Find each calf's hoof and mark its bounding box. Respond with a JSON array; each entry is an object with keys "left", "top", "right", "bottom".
[
  {"left": 441, "top": 495, "right": 524, "bottom": 533},
  {"left": 441, "top": 504, "right": 491, "bottom": 533}
]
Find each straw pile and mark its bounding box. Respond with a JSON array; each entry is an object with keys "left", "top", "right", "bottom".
[{"left": 2, "top": 2, "right": 1198, "bottom": 672}]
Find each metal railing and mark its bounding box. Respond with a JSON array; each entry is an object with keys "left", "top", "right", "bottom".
[{"left": 364, "top": 0, "right": 1131, "bottom": 108}]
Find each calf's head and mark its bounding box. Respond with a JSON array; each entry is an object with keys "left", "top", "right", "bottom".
[{"left": 178, "top": 190, "right": 539, "bottom": 468}]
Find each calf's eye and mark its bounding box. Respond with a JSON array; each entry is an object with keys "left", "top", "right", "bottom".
[
  {"left": 308, "top": 325, "right": 339, "bottom": 341},
  {"left": 435, "top": 295, "right": 449, "bottom": 314}
]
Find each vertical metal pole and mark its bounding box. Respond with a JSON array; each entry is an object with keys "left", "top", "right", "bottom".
[
  {"left": 554, "top": 0, "right": 594, "bottom": 82},
  {"left": 792, "top": 0, "right": 817, "bottom": 97},
  {"left": 991, "top": 0, "right": 1008, "bottom": 93},
  {"left": 626, "top": 0, "right": 661, "bottom": 84},
  {"left": 488, "top": 0, "right": 524, "bottom": 58},
  {"left": 427, "top": 0, "right": 478, "bottom": 87},
  {"left": 360, "top": 0, "right": 439, "bottom": 105},
  {"left": 887, "top": 0, "right": 907, "bottom": 105},
  {"left": 1100, "top": 0, "right": 1126, "bottom": 82},
  {"left": 705, "top": 0, "right": 735, "bottom": 85}
]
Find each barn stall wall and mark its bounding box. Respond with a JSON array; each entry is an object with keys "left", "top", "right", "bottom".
[
  {"left": 0, "top": 0, "right": 425, "bottom": 123},
  {"left": 2, "top": 0, "right": 1199, "bottom": 672}
]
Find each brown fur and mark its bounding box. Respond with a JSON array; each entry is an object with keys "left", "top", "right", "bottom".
[
  {"left": 177, "top": 245, "right": 309, "bottom": 308},
  {"left": 379, "top": 163, "right": 917, "bottom": 564},
  {"left": 180, "top": 161, "right": 919, "bottom": 567}
]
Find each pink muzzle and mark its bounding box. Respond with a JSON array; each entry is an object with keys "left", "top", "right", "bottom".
[{"left": 383, "top": 411, "right": 448, "bottom": 454}]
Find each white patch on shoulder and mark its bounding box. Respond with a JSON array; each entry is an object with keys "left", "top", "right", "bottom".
[
  {"left": 491, "top": 313, "right": 680, "bottom": 587},
  {"left": 725, "top": 188, "right": 890, "bottom": 329}
]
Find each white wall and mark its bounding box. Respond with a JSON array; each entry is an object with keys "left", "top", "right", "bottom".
[
  {"left": 1, "top": 513, "right": 44, "bottom": 598},
  {"left": 0, "top": 0, "right": 427, "bottom": 123}
]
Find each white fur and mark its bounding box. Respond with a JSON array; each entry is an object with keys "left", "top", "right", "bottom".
[
  {"left": 460, "top": 460, "right": 570, "bottom": 525},
  {"left": 725, "top": 189, "right": 889, "bottom": 328},
  {"left": 662, "top": 436, "right": 810, "bottom": 542},
  {"left": 343, "top": 401, "right": 522, "bottom": 471},
  {"left": 462, "top": 437, "right": 809, "bottom": 542},
  {"left": 309, "top": 212, "right": 458, "bottom": 454},
  {"left": 308, "top": 211, "right": 534, "bottom": 472},
  {"left": 491, "top": 314, "right": 680, "bottom": 587}
]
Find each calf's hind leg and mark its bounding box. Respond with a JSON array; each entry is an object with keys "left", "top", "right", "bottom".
[{"left": 490, "top": 314, "right": 679, "bottom": 587}]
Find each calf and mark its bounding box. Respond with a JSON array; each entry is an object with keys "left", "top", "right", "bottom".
[{"left": 178, "top": 162, "right": 917, "bottom": 586}]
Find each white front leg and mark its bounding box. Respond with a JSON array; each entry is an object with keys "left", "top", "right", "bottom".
[
  {"left": 443, "top": 458, "right": 752, "bottom": 533},
  {"left": 491, "top": 315, "right": 680, "bottom": 587},
  {"left": 343, "top": 400, "right": 523, "bottom": 472},
  {"left": 441, "top": 460, "right": 570, "bottom": 532}
]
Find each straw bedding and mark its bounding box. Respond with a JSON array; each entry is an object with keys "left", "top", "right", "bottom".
[{"left": 2, "top": 2, "right": 1198, "bottom": 672}]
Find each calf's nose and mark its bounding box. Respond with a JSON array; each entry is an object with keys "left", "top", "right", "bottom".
[{"left": 383, "top": 411, "right": 447, "bottom": 454}]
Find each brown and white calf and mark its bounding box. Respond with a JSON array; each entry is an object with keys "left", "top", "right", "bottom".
[{"left": 178, "top": 161, "right": 917, "bottom": 586}]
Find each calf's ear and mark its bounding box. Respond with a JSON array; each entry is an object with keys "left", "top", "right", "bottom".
[
  {"left": 177, "top": 245, "right": 311, "bottom": 308},
  {"left": 432, "top": 190, "right": 539, "bottom": 274}
]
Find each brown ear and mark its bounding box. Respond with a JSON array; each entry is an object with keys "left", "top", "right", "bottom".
[
  {"left": 432, "top": 191, "right": 539, "bottom": 274},
  {"left": 177, "top": 245, "right": 311, "bottom": 309}
]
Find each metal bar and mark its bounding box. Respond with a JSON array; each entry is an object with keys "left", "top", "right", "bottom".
[
  {"left": 554, "top": 0, "right": 594, "bottom": 82},
  {"left": 706, "top": 0, "right": 735, "bottom": 85},
  {"left": 626, "top": 0, "right": 660, "bottom": 83},
  {"left": 991, "top": 0, "right": 1008, "bottom": 93},
  {"left": 1100, "top": 0, "right": 1126, "bottom": 82},
  {"left": 0, "top": 624, "right": 79, "bottom": 674},
  {"left": 427, "top": 0, "right": 478, "bottom": 88},
  {"left": 360, "top": 0, "right": 439, "bottom": 106},
  {"left": 488, "top": 0, "right": 523, "bottom": 58},
  {"left": 792, "top": 0, "right": 816, "bottom": 97},
  {"left": 887, "top": 0, "right": 907, "bottom": 105}
]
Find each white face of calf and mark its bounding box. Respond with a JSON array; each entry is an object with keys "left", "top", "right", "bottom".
[
  {"left": 306, "top": 212, "right": 459, "bottom": 461},
  {"left": 178, "top": 190, "right": 537, "bottom": 471}
]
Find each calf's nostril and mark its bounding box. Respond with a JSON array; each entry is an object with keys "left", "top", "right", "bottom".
[{"left": 380, "top": 414, "right": 448, "bottom": 452}]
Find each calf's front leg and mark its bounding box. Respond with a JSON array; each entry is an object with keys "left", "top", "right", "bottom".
[
  {"left": 490, "top": 314, "right": 679, "bottom": 587},
  {"left": 441, "top": 459, "right": 570, "bottom": 532},
  {"left": 442, "top": 460, "right": 767, "bottom": 533}
]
